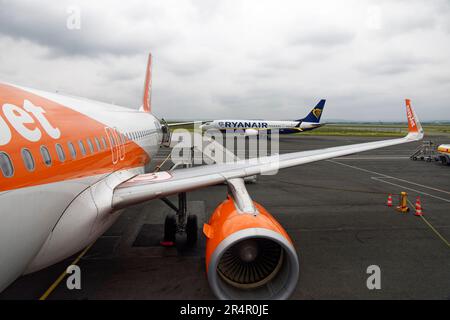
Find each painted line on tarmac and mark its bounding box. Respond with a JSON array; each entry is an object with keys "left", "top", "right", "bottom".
[
  {"left": 328, "top": 160, "right": 450, "bottom": 197},
  {"left": 328, "top": 160, "right": 450, "bottom": 249},
  {"left": 406, "top": 198, "right": 450, "bottom": 249},
  {"left": 39, "top": 243, "right": 93, "bottom": 300},
  {"left": 371, "top": 177, "right": 450, "bottom": 203}
]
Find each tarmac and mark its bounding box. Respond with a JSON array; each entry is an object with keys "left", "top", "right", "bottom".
[{"left": 1, "top": 134, "right": 449, "bottom": 300}]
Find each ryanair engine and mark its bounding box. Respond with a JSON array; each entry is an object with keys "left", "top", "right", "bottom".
[{"left": 203, "top": 178, "right": 299, "bottom": 299}]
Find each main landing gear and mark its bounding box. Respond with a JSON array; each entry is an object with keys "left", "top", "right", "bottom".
[{"left": 160, "top": 192, "right": 198, "bottom": 247}]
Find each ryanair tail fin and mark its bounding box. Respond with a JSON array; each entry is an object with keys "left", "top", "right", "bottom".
[
  {"left": 298, "top": 99, "right": 326, "bottom": 123},
  {"left": 141, "top": 54, "right": 152, "bottom": 113}
]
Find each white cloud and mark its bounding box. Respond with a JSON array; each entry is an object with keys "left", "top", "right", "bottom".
[{"left": 0, "top": 0, "right": 449, "bottom": 121}]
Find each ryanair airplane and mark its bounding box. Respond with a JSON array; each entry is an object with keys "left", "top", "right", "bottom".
[{"left": 199, "top": 100, "right": 326, "bottom": 135}]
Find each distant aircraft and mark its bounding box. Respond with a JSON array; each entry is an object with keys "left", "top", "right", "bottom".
[
  {"left": 199, "top": 100, "right": 326, "bottom": 135},
  {"left": 0, "top": 54, "right": 423, "bottom": 300}
]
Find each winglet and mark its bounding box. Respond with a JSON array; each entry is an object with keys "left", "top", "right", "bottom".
[
  {"left": 405, "top": 99, "right": 424, "bottom": 140},
  {"left": 142, "top": 53, "right": 152, "bottom": 113}
]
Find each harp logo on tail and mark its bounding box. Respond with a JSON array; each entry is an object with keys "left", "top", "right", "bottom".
[{"left": 312, "top": 108, "right": 322, "bottom": 119}]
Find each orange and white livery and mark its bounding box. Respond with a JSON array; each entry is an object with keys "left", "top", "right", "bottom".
[{"left": 0, "top": 54, "right": 424, "bottom": 299}]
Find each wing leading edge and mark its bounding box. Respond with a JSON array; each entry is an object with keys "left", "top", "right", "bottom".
[{"left": 113, "top": 100, "right": 423, "bottom": 209}]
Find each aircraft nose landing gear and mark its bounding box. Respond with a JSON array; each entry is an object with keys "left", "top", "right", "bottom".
[{"left": 160, "top": 192, "right": 198, "bottom": 247}]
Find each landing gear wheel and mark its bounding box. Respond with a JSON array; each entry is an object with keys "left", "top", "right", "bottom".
[
  {"left": 186, "top": 214, "right": 198, "bottom": 247},
  {"left": 161, "top": 213, "right": 176, "bottom": 246}
]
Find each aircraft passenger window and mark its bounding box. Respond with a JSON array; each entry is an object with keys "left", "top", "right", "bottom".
[
  {"left": 94, "top": 137, "right": 101, "bottom": 151},
  {"left": 21, "top": 148, "right": 35, "bottom": 172},
  {"left": 86, "top": 139, "right": 94, "bottom": 153},
  {"left": 55, "top": 144, "right": 66, "bottom": 162},
  {"left": 0, "top": 152, "right": 14, "bottom": 177},
  {"left": 68, "top": 142, "right": 76, "bottom": 159},
  {"left": 101, "top": 136, "right": 107, "bottom": 149},
  {"left": 110, "top": 134, "right": 116, "bottom": 147},
  {"left": 40, "top": 146, "right": 52, "bottom": 167},
  {"left": 78, "top": 141, "right": 86, "bottom": 156}
]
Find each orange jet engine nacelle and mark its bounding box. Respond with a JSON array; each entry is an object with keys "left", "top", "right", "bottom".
[{"left": 203, "top": 195, "right": 299, "bottom": 300}]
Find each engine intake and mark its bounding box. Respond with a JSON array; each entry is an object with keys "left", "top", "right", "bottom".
[
  {"left": 204, "top": 195, "right": 299, "bottom": 300},
  {"left": 218, "top": 238, "right": 283, "bottom": 289}
]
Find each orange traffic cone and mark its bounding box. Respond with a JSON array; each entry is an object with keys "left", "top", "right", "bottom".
[
  {"left": 387, "top": 194, "right": 393, "bottom": 207},
  {"left": 415, "top": 196, "right": 423, "bottom": 216}
]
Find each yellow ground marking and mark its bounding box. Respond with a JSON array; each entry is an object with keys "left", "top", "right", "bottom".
[
  {"left": 406, "top": 198, "right": 450, "bottom": 249},
  {"left": 154, "top": 152, "right": 172, "bottom": 172},
  {"left": 39, "top": 243, "right": 93, "bottom": 300},
  {"left": 329, "top": 160, "right": 450, "bottom": 249}
]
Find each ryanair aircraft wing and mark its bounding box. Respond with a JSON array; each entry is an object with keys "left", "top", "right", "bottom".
[{"left": 113, "top": 100, "right": 423, "bottom": 209}]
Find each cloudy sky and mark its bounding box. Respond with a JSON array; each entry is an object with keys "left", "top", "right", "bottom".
[{"left": 0, "top": 0, "right": 449, "bottom": 121}]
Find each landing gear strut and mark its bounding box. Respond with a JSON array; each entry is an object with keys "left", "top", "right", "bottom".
[{"left": 160, "top": 192, "right": 198, "bottom": 247}]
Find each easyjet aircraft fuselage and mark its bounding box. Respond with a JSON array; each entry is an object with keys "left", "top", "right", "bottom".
[{"left": 0, "top": 82, "right": 162, "bottom": 291}]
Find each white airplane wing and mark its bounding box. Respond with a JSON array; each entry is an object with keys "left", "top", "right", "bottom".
[
  {"left": 113, "top": 100, "right": 423, "bottom": 209},
  {"left": 167, "top": 121, "right": 209, "bottom": 127}
]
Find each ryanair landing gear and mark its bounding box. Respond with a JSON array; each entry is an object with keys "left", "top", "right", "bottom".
[{"left": 160, "top": 192, "right": 198, "bottom": 247}]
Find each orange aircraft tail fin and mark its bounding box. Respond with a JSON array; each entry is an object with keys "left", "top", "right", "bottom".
[
  {"left": 405, "top": 99, "right": 422, "bottom": 134},
  {"left": 142, "top": 54, "right": 152, "bottom": 113}
]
